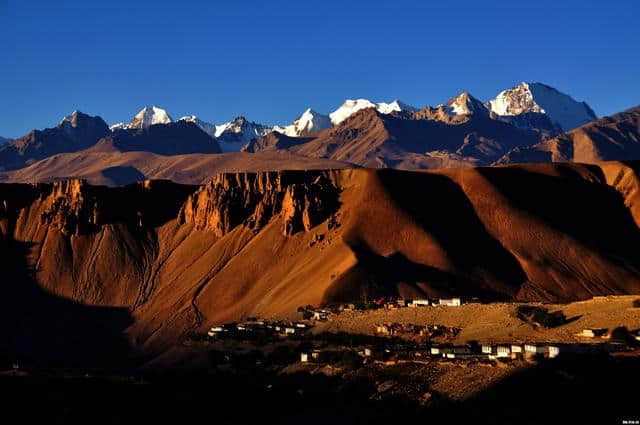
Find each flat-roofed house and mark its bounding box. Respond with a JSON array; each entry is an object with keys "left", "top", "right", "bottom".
[
  {"left": 579, "top": 328, "right": 607, "bottom": 338},
  {"left": 525, "top": 344, "right": 549, "bottom": 355},
  {"left": 548, "top": 346, "right": 560, "bottom": 358},
  {"left": 497, "top": 346, "right": 511, "bottom": 358},
  {"left": 439, "top": 298, "right": 462, "bottom": 307},
  {"left": 313, "top": 311, "right": 328, "bottom": 321}
]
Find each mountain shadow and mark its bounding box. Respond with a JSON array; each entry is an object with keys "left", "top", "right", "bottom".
[
  {"left": 375, "top": 169, "right": 528, "bottom": 296},
  {"left": 0, "top": 236, "right": 134, "bottom": 368},
  {"left": 323, "top": 239, "right": 512, "bottom": 304}
]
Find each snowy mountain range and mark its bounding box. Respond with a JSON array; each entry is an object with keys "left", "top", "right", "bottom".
[
  {"left": 329, "top": 99, "right": 418, "bottom": 125},
  {"left": 100, "top": 82, "right": 597, "bottom": 153}
]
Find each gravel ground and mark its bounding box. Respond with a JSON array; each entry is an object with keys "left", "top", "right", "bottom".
[{"left": 309, "top": 296, "right": 640, "bottom": 344}]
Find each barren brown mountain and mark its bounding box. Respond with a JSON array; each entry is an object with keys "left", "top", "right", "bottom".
[
  {"left": 497, "top": 105, "right": 640, "bottom": 164},
  {"left": 2, "top": 161, "right": 640, "bottom": 362}
]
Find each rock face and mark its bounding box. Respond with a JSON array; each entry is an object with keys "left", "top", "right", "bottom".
[
  {"left": 1, "top": 179, "right": 198, "bottom": 237},
  {"left": 179, "top": 171, "right": 341, "bottom": 237}
]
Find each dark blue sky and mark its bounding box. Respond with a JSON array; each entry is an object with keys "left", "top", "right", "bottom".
[{"left": 1, "top": 0, "right": 638, "bottom": 138}]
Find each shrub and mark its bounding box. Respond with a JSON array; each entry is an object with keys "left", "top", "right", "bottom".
[
  {"left": 633, "top": 299, "right": 640, "bottom": 308},
  {"left": 610, "top": 326, "right": 637, "bottom": 346},
  {"left": 302, "top": 311, "right": 313, "bottom": 320}
]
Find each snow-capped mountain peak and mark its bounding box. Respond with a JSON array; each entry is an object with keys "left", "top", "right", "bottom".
[
  {"left": 445, "top": 92, "right": 487, "bottom": 116},
  {"left": 376, "top": 100, "right": 418, "bottom": 115},
  {"left": 58, "top": 110, "right": 82, "bottom": 127},
  {"left": 273, "top": 108, "right": 332, "bottom": 137},
  {"left": 214, "top": 116, "right": 273, "bottom": 152},
  {"left": 109, "top": 122, "right": 127, "bottom": 131},
  {"left": 486, "top": 82, "right": 596, "bottom": 131},
  {"left": 330, "top": 99, "right": 376, "bottom": 125},
  {"left": 178, "top": 115, "right": 216, "bottom": 138},
  {"left": 330, "top": 98, "right": 418, "bottom": 125},
  {"left": 128, "top": 105, "right": 173, "bottom": 129}
]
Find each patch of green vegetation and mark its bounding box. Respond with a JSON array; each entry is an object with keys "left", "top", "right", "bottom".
[
  {"left": 632, "top": 299, "right": 640, "bottom": 308},
  {"left": 516, "top": 306, "right": 568, "bottom": 328}
]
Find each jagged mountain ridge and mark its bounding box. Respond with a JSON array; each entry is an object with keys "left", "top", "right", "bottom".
[{"left": 247, "top": 101, "right": 555, "bottom": 169}]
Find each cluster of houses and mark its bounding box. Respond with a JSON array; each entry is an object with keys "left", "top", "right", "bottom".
[
  {"left": 207, "top": 319, "right": 313, "bottom": 339},
  {"left": 299, "top": 342, "right": 563, "bottom": 365},
  {"left": 375, "top": 323, "right": 461, "bottom": 339},
  {"left": 381, "top": 298, "right": 463, "bottom": 309},
  {"left": 430, "top": 343, "right": 561, "bottom": 360}
]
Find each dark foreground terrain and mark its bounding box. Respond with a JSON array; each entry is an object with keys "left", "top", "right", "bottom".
[{"left": 1, "top": 352, "right": 638, "bottom": 425}]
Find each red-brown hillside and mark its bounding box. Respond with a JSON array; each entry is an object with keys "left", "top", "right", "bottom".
[{"left": 2, "top": 162, "right": 640, "bottom": 360}]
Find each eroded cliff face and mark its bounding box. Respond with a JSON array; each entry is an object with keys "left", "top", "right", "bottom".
[
  {"left": 1, "top": 179, "right": 198, "bottom": 238},
  {"left": 178, "top": 171, "right": 341, "bottom": 237}
]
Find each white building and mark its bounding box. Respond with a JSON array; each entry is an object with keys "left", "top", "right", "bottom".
[
  {"left": 511, "top": 345, "right": 523, "bottom": 353},
  {"left": 482, "top": 345, "right": 493, "bottom": 354},
  {"left": 313, "top": 311, "right": 328, "bottom": 321},
  {"left": 497, "top": 346, "right": 511, "bottom": 358},
  {"left": 548, "top": 346, "right": 560, "bottom": 358},
  {"left": 439, "top": 298, "right": 462, "bottom": 306},
  {"left": 208, "top": 326, "right": 224, "bottom": 337},
  {"left": 525, "top": 344, "right": 549, "bottom": 354},
  {"left": 300, "top": 353, "right": 309, "bottom": 363},
  {"left": 410, "top": 299, "right": 430, "bottom": 307},
  {"left": 430, "top": 347, "right": 440, "bottom": 355}
]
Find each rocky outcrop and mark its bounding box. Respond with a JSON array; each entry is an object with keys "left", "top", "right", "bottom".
[
  {"left": 1, "top": 179, "right": 198, "bottom": 236},
  {"left": 179, "top": 171, "right": 341, "bottom": 236}
]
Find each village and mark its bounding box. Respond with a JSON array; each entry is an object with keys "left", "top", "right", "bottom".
[{"left": 201, "top": 296, "right": 640, "bottom": 370}]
